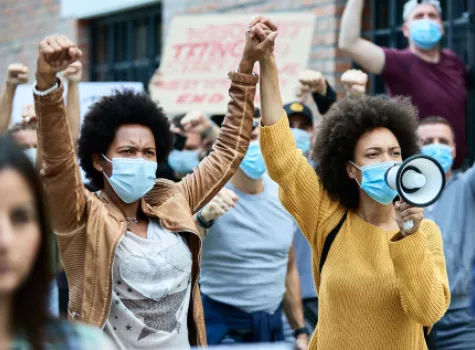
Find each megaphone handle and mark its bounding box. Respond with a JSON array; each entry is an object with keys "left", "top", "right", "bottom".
[{"left": 403, "top": 220, "right": 414, "bottom": 231}]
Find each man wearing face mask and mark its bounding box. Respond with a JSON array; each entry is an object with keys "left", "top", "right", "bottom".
[
  {"left": 198, "top": 115, "right": 309, "bottom": 349},
  {"left": 417, "top": 116, "right": 475, "bottom": 349},
  {"left": 168, "top": 111, "right": 220, "bottom": 179},
  {"left": 339, "top": 0, "right": 470, "bottom": 168}
]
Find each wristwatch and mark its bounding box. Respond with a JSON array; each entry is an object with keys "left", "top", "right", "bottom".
[
  {"left": 196, "top": 210, "right": 214, "bottom": 229},
  {"left": 294, "top": 327, "right": 310, "bottom": 338}
]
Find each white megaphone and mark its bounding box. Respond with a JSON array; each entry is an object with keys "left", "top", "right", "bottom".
[{"left": 385, "top": 155, "right": 446, "bottom": 230}]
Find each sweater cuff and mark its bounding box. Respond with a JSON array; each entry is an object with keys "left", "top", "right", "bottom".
[{"left": 389, "top": 229, "right": 427, "bottom": 271}]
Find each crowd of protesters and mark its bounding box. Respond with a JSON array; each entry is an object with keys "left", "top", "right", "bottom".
[{"left": 0, "top": 0, "right": 474, "bottom": 349}]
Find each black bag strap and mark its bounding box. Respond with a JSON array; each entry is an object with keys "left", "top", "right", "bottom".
[{"left": 319, "top": 211, "right": 348, "bottom": 273}]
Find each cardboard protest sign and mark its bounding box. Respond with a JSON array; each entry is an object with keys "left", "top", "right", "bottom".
[{"left": 151, "top": 13, "right": 315, "bottom": 115}]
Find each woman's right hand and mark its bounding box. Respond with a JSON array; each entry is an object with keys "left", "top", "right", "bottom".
[
  {"left": 36, "top": 35, "right": 82, "bottom": 89},
  {"left": 199, "top": 188, "right": 238, "bottom": 223}
]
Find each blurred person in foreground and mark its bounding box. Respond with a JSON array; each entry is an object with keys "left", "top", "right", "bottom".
[
  {"left": 417, "top": 117, "right": 475, "bottom": 349},
  {"left": 255, "top": 16, "right": 449, "bottom": 349},
  {"left": 197, "top": 111, "right": 308, "bottom": 349},
  {"left": 0, "top": 135, "right": 114, "bottom": 349},
  {"left": 339, "top": 0, "right": 470, "bottom": 168},
  {"left": 33, "top": 28, "right": 272, "bottom": 349}
]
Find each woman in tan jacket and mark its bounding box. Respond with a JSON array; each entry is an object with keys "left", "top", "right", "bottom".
[{"left": 31, "top": 23, "right": 276, "bottom": 349}]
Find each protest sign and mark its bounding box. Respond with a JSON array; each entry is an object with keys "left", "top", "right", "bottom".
[
  {"left": 151, "top": 13, "right": 315, "bottom": 115},
  {"left": 11, "top": 82, "right": 144, "bottom": 125}
]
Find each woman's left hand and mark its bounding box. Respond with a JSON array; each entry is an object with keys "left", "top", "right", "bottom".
[{"left": 394, "top": 200, "right": 424, "bottom": 236}]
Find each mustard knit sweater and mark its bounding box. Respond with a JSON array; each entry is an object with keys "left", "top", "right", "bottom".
[{"left": 260, "top": 114, "right": 450, "bottom": 350}]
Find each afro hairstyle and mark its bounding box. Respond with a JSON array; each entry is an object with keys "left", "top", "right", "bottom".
[
  {"left": 312, "top": 95, "right": 421, "bottom": 209},
  {"left": 77, "top": 89, "right": 173, "bottom": 189}
]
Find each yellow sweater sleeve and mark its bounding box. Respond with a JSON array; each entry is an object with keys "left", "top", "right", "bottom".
[
  {"left": 389, "top": 220, "right": 450, "bottom": 326},
  {"left": 260, "top": 112, "right": 342, "bottom": 250}
]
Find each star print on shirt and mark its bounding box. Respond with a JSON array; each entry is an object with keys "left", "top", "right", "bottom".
[
  {"left": 126, "top": 325, "right": 132, "bottom": 331},
  {"left": 121, "top": 288, "right": 187, "bottom": 341}
]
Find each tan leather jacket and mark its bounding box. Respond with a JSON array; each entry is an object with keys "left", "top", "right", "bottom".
[{"left": 35, "top": 71, "right": 258, "bottom": 347}]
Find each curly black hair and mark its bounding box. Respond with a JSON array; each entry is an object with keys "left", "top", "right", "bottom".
[
  {"left": 312, "top": 95, "right": 421, "bottom": 209},
  {"left": 78, "top": 89, "right": 173, "bottom": 189}
]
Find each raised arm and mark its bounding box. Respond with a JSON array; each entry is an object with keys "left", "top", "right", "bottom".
[
  {"left": 0, "top": 64, "right": 29, "bottom": 131},
  {"left": 178, "top": 21, "right": 277, "bottom": 213},
  {"left": 259, "top": 49, "right": 340, "bottom": 244},
  {"left": 35, "top": 35, "right": 86, "bottom": 233},
  {"left": 338, "top": 0, "right": 386, "bottom": 74},
  {"left": 63, "top": 61, "right": 82, "bottom": 145}
]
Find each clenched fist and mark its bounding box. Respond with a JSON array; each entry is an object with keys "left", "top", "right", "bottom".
[
  {"left": 394, "top": 200, "right": 424, "bottom": 237},
  {"left": 200, "top": 188, "right": 238, "bottom": 223},
  {"left": 36, "top": 35, "right": 82, "bottom": 89},
  {"left": 299, "top": 70, "right": 327, "bottom": 96},
  {"left": 63, "top": 61, "right": 83, "bottom": 83},
  {"left": 180, "top": 111, "right": 212, "bottom": 135},
  {"left": 6, "top": 63, "right": 28, "bottom": 87},
  {"left": 341, "top": 69, "right": 368, "bottom": 97}
]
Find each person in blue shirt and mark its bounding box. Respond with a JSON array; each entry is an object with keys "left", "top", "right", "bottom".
[{"left": 418, "top": 116, "right": 475, "bottom": 349}]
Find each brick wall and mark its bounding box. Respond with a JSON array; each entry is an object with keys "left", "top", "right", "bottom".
[
  {"left": 0, "top": 0, "right": 78, "bottom": 84},
  {"left": 162, "top": 0, "right": 353, "bottom": 94}
]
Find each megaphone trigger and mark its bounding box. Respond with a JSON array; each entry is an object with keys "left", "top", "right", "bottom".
[{"left": 403, "top": 220, "right": 414, "bottom": 231}]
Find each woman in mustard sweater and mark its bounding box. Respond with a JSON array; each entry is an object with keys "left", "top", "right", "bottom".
[{"left": 252, "top": 20, "right": 450, "bottom": 350}]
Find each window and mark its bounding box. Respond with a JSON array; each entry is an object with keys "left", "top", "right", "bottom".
[
  {"left": 363, "top": 0, "right": 475, "bottom": 165},
  {"left": 89, "top": 4, "right": 162, "bottom": 90}
]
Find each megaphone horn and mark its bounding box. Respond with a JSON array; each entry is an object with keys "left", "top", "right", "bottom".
[{"left": 385, "top": 154, "right": 446, "bottom": 230}]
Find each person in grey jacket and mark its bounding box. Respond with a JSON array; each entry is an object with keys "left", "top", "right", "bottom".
[{"left": 418, "top": 116, "right": 475, "bottom": 349}]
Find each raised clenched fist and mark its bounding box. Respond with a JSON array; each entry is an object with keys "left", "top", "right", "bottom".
[
  {"left": 36, "top": 35, "right": 82, "bottom": 89},
  {"left": 180, "top": 111, "right": 212, "bottom": 135},
  {"left": 6, "top": 63, "right": 28, "bottom": 87},
  {"left": 199, "top": 187, "right": 239, "bottom": 223},
  {"left": 341, "top": 69, "right": 368, "bottom": 97},
  {"left": 299, "top": 70, "right": 327, "bottom": 96},
  {"left": 63, "top": 61, "right": 83, "bottom": 83}
]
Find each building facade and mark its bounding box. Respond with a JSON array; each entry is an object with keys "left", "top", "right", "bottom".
[{"left": 1, "top": 0, "right": 474, "bottom": 163}]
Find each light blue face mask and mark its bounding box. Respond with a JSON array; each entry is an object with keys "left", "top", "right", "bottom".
[
  {"left": 23, "top": 148, "right": 37, "bottom": 167},
  {"left": 168, "top": 149, "right": 200, "bottom": 175},
  {"left": 410, "top": 19, "right": 442, "bottom": 50},
  {"left": 351, "top": 161, "right": 400, "bottom": 205},
  {"left": 102, "top": 155, "right": 157, "bottom": 204},
  {"left": 240, "top": 140, "right": 266, "bottom": 180},
  {"left": 291, "top": 128, "right": 311, "bottom": 154},
  {"left": 421, "top": 143, "right": 453, "bottom": 173}
]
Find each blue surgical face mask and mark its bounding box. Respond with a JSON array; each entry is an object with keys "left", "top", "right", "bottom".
[
  {"left": 350, "top": 161, "right": 400, "bottom": 205},
  {"left": 291, "top": 128, "right": 311, "bottom": 154},
  {"left": 23, "top": 148, "right": 37, "bottom": 167},
  {"left": 102, "top": 155, "right": 157, "bottom": 204},
  {"left": 421, "top": 143, "right": 453, "bottom": 173},
  {"left": 168, "top": 149, "right": 200, "bottom": 175},
  {"left": 409, "top": 19, "right": 442, "bottom": 50},
  {"left": 240, "top": 140, "right": 266, "bottom": 180}
]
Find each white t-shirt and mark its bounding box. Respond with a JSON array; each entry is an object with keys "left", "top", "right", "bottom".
[{"left": 104, "top": 220, "right": 192, "bottom": 350}]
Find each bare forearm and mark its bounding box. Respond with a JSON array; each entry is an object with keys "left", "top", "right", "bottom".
[
  {"left": 283, "top": 247, "right": 305, "bottom": 329},
  {"left": 66, "top": 82, "right": 80, "bottom": 144},
  {"left": 339, "top": 0, "right": 364, "bottom": 49},
  {"left": 0, "top": 84, "right": 16, "bottom": 131},
  {"left": 259, "top": 55, "right": 283, "bottom": 126}
]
